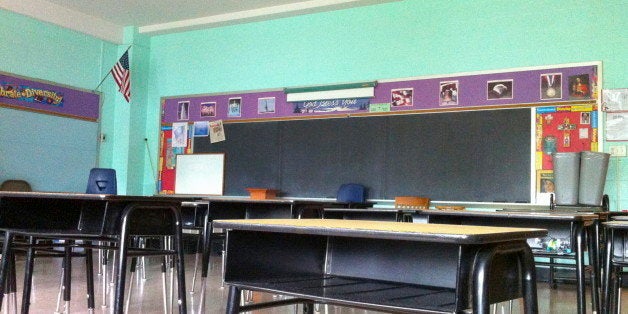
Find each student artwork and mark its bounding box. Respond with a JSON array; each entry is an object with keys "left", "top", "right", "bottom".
[
  {"left": 258, "top": 97, "right": 276, "bottom": 114},
  {"left": 177, "top": 101, "right": 189, "bottom": 120},
  {"left": 200, "top": 102, "right": 216, "bottom": 117},
  {"left": 193, "top": 121, "right": 209, "bottom": 137},
  {"left": 568, "top": 74, "right": 590, "bottom": 99},
  {"left": 439, "top": 81, "right": 458, "bottom": 106},
  {"left": 391, "top": 88, "right": 413, "bottom": 106},
  {"left": 540, "top": 73, "right": 562, "bottom": 100},
  {"left": 171, "top": 122, "right": 188, "bottom": 147},
  {"left": 487, "top": 80, "right": 513, "bottom": 100},
  {"left": 228, "top": 97, "right": 242, "bottom": 117}
]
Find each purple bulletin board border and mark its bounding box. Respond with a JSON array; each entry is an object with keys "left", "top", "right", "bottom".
[
  {"left": 161, "top": 62, "right": 600, "bottom": 124},
  {"left": 0, "top": 70, "right": 101, "bottom": 121}
]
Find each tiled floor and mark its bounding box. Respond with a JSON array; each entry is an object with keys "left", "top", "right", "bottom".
[{"left": 3, "top": 252, "right": 625, "bottom": 313}]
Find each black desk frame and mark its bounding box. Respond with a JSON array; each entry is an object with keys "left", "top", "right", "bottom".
[
  {"left": 0, "top": 192, "right": 188, "bottom": 314},
  {"left": 216, "top": 220, "right": 545, "bottom": 314}
]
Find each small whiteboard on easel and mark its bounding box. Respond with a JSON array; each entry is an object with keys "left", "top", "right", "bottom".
[{"left": 175, "top": 153, "right": 225, "bottom": 195}]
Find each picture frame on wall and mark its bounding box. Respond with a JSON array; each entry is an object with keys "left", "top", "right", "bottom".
[
  {"left": 487, "top": 80, "right": 513, "bottom": 100},
  {"left": 439, "top": 81, "right": 458, "bottom": 106},
  {"left": 568, "top": 74, "right": 591, "bottom": 99},
  {"left": 200, "top": 102, "right": 216, "bottom": 117},
  {"left": 258, "top": 97, "right": 276, "bottom": 114},
  {"left": 391, "top": 88, "right": 413, "bottom": 107},
  {"left": 228, "top": 97, "right": 241, "bottom": 117},
  {"left": 177, "top": 101, "right": 189, "bottom": 120},
  {"left": 540, "top": 73, "right": 562, "bottom": 100}
]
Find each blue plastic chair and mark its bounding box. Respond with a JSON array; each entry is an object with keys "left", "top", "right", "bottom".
[
  {"left": 336, "top": 183, "right": 367, "bottom": 206},
  {"left": 86, "top": 168, "right": 117, "bottom": 194}
]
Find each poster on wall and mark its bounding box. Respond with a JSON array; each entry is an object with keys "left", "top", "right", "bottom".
[
  {"left": 209, "top": 120, "right": 226, "bottom": 143},
  {"left": 228, "top": 97, "right": 241, "bottom": 117},
  {"left": 292, "top": 98, "right": 369, "bottom": 114},
  {"left": 535, "top": 104, "right": 597, "bottom": 202},
  {"left": 172, "top": 122, "right": 188, "bottom": 147},
  {"left": 606, "top": 113, "right": 628, "bottom": 141}
]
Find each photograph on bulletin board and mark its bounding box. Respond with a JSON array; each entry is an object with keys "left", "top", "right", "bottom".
[
  {"left": 200, "top": 102, "right": 216, "bottom": 117},
  {"left": 228, "top": 97, "right": 242, "bottom": 117},
  {"left": 487, "top": 80, "right": 513, "bottom": 100},
  {"left": 540, "top": 73, "right": 562, "bottom": 100},
  {"left": 439, "top": 81, "right": 458, "bottom": 106},
  {"left": 391, "top": 88, "right": 413, "bottom": 107}
]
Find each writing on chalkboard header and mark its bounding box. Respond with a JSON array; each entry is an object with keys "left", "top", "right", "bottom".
[
  {"left": 292, "top": 98, "right": 369, "bottom": 114},
  {"left": 0, "top": 83, "right": 64, "bottom": 106}
]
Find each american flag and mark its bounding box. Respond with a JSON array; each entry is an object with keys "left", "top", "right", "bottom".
[{"left": 111, "top": 51, "right": 131, "bottom": 102}]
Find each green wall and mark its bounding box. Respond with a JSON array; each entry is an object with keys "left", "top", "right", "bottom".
[
  {"left": 0, "top": 9, "right": 124, "bottom": 192},
  {"left": 1, "top": 1, "right": 625, "bottom": 208},
  {"left": 146, "top": 0, "right": 627, "bottom": 209}
]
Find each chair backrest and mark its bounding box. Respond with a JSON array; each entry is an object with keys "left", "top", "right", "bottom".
[
  {"left": 0, "top": 180, "right": 32, "bottom": 191},
  {"left": 86, "top": 168, "right": 117, "bottom": 194},
  {"left": 336, "top": 183, "right": 367, "bottom": 204},
  {"left": 394, "top": 196, "right": 430, "bottom": 209}
]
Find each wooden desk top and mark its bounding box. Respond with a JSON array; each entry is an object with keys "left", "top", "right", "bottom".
[{"left": 214, "top": 219, "right": 547, "bottom": 244}]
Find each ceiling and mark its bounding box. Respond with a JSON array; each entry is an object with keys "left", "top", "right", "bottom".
[{"left": 0, "top": 0, "right": 396, "bottom": 43}]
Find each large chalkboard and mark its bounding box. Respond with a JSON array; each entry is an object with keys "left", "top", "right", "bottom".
[{"left": 194, "top": 109, "right": 531, "bottom": 202}]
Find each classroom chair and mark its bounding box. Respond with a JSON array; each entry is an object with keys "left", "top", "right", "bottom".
[
  {"left": 336, "top": 183, "right": 367, "bottom": 208},
  {"left": 86, "top": 168, "right": 117, "bottom": 194},
  {"left": 0, "top": 180, "right": 32, "bottom": 192}
]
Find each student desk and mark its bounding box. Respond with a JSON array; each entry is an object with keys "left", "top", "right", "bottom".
[
  {"left": 322, "top": 207, "right": 417, "bottom": 221},
  {"left": 0, "top": 191, "right": 188, "bottom": 314},
  {"left": 602, "top": 220, "right": 628, "bottom": 313},
  {"left": 416, "top": 210, "right": 600, "bottom": 314},
  {"left": 215, "top": 219, "right": 546, "bottom": 314},
  {"left": 181, "top": 196, "right": 367, "bottom": 313}
]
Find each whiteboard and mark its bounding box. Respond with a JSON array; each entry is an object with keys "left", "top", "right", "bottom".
[{"left": 175, "top": 153, "right": 225, "bottom": 195}]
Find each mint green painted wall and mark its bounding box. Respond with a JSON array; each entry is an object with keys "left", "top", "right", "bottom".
[
  {"left": 146, "top": 0, "right": 627, "bottom": 208},
  {"left": 0, "top": 9, "right": 123, "bottom": 192}
]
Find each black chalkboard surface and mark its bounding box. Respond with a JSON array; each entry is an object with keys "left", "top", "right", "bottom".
[{"left": 194, "top": 109, "right": 531, "bottom": 202}]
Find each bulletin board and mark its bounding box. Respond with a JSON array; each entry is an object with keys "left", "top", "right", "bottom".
[{"left": 158, "top": 62, "right": 602, "bottom": 204}]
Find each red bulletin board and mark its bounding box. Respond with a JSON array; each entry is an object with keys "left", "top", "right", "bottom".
[
  {"left": 535, "top": 103, "right": 598, "bottom": 195},
  {"left": 158, "top": 126, "right": 192, "bottom": 194}
]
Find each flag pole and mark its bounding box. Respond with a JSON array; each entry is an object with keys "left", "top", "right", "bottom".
[{"left": 93, "top": 45, "right": 132, "bottom": 92}]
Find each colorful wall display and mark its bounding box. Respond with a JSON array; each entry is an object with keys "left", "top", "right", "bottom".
[
  {"left": 535, "top": 104, "right": 598, "bottom": 201},
  {"left": 0, "top": 71, "right": 101, "bottom": 121},
  {"left": 158, "top": 62, "right": 601, "bottom": 197}
]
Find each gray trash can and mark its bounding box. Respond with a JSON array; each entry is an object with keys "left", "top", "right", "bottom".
[
  {"left": 552, "top": 152, "right": 580, "bottom": 205},
  {"left": 579, "top": 151, "right": 610, "bottom": 205}
]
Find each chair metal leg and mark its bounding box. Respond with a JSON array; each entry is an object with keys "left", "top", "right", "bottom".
[
  {"left": 101, "top": 248, "right": 109, "bottom": 309},
  {"left": 161, "top": 257, "right": 168, "bottom": 314},
  {"left": 85, "top": 243, "right": 95, "bottom": 312},
  {"left": 125, "top": 257, "right": 138, "bottom": 314},
  {"left": 21, "top": 237, "right": 36, "bottom": 314},
  {"left": 54, "top": 266, "right": 64, "bottom": 314}
]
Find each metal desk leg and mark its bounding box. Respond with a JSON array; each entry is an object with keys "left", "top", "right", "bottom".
[
  {"left": 473, "top": 242, "right": 539, "bottom": 314},
  {"left": 520, "top": 244, "right": 539, "bottom": 314},
  {"left": 0, "top": 232, "right": 15, "bottom": 309},
  {"left": 198, "top": 209, "right": 212, "bottom": 314},
  {"left": 575, "top": 223, "right": 586, "bottom": 314},
  {"left": 587, "top": 224, "right": 601, "bottom": 313},
  {"left": 226, "top": 286, "right": 241, "bottom": 314},
  {"left": 603, "top": 228, "right": 614, "bottom": 314}
]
